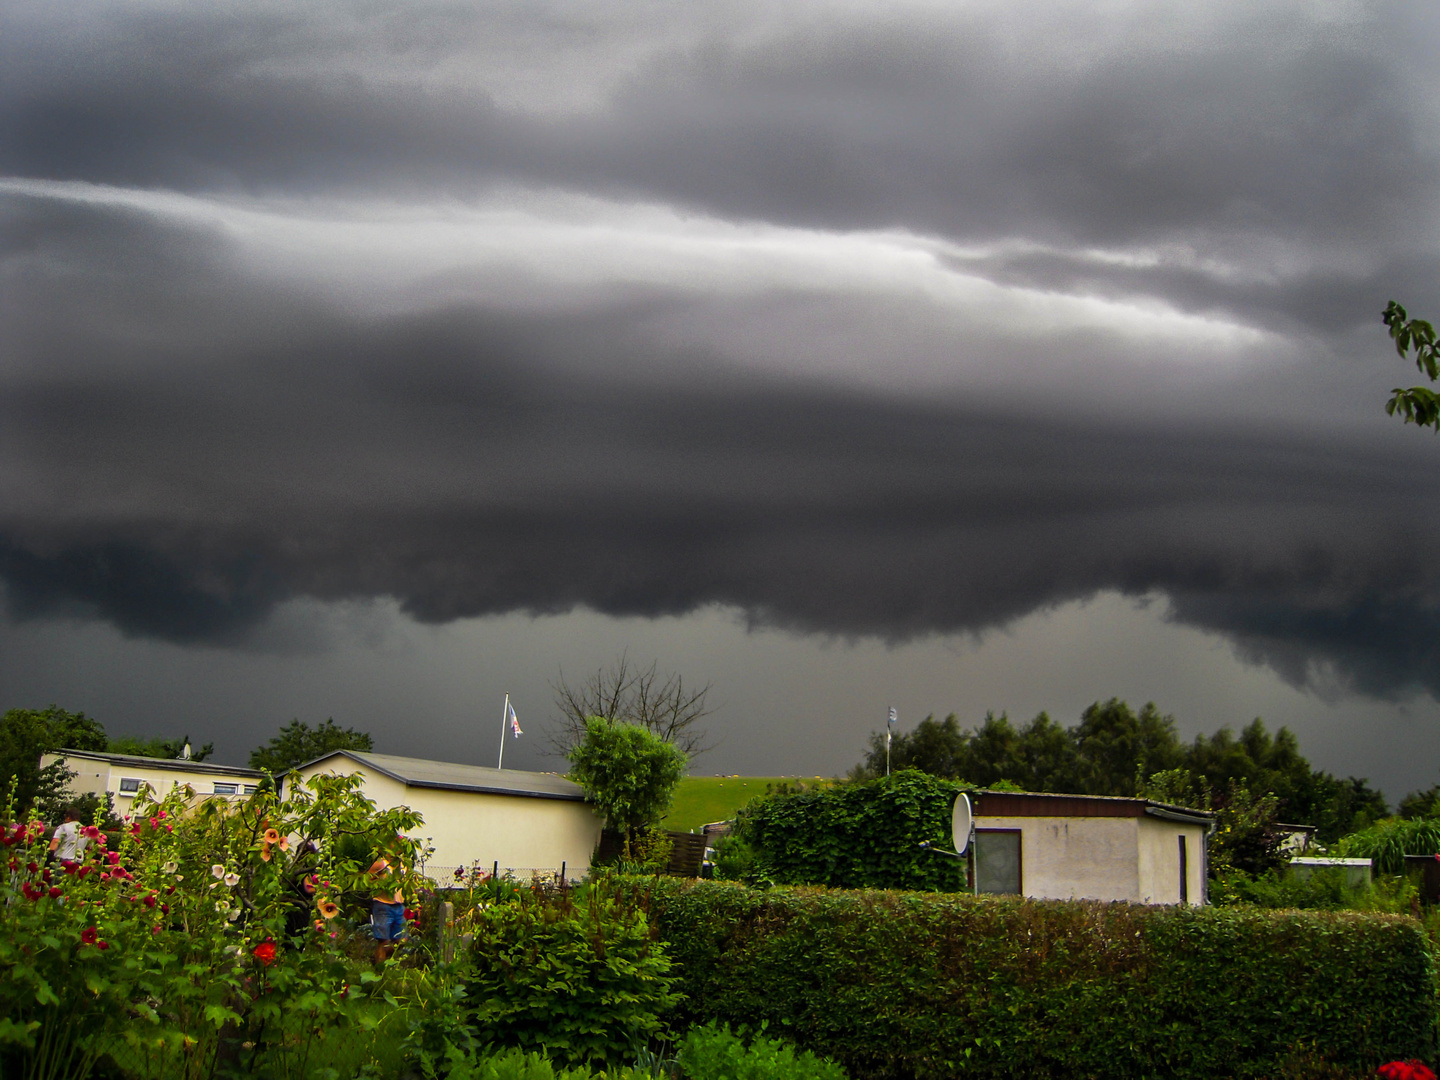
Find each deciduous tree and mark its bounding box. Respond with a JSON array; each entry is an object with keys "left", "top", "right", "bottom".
[{"left": 249, "top": 719, "right": 373, "bottom": 773}]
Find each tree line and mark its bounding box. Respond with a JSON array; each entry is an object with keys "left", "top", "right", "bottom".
[{"left": 855, "top": 698, "right": 1388, "bottom": 842}]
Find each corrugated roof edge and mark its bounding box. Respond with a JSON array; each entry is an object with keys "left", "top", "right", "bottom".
[
  {"left": 286, "top": 750, "right": 588, "bottom": 802},
  {"left": 50, "top": 749, "right": 263, "bottom": 777},
  {"left": 972, "top": 787, "right": 1214, "bottom": 824}
]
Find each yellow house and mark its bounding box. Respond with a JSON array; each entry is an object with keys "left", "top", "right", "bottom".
[
  {"left": 287, "top": 750, "right": 604, "bottom": 880},
  {"left": 41, "top": 749, "right": 265, "bottom": 810},
  {"left": 971, "top": 790, "right": 1213, "bottom": 905}
]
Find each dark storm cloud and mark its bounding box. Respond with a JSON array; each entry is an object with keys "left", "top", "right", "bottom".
[
  {"left": 4, "top": 2, "right": 1440, "bottom": 703},
  {"left": 2, "top": 188, "right": 1440, "bottom": 699}
]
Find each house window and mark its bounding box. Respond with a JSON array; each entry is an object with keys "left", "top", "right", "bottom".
[
  {"left": 975, "top": 829, "right": 1023, "bottom": 895},
  {"left": 118, "top": 778, "right": 141, "bottom": 794},
  {"left": 1178, "top": 835, "right": 1189, "bottom": 905},
  {"left": 213, "top": 783, "right": 238, "bottom": 796},
  {"left": 243, "top": 785, "right": 258, "bottom": 796}
]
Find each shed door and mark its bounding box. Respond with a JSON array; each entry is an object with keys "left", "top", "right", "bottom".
[
  {"left": 975, "top": 829, "right": 1022, "bottom": 895},
  {"left": 1179, "top": 835, "right": 1189, "bottom": 904}
]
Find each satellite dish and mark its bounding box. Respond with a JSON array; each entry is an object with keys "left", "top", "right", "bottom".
[{"left": 952, "top": 792, "right": 973, "bottom": 855}]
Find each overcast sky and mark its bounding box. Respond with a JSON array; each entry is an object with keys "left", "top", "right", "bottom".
[{"left": 4, "top": 0, "right": 1440, "bottom": 801}]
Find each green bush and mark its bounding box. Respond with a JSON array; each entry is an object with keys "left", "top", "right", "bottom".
[
  {"left": 463, "top": 876, "right": 680, "bottom": 1068},
  {"left": 1337, "top": 818, "right": 1440, "bottom": 874},
  {"left": 445, "top": 1045, "right": 649, "bottom": 1080},
  {"left": 678, "top": 1023, "right": 848, "bottom": 1080},
  {"left": 1212, "top": 867, "right": 1420, "bottom": 912},
  {"left": 733, "top": 771, "right": 966, "bottom": 891},
  {"left": 650, "top": 880, "right": 1438, "bottom": 1080}
]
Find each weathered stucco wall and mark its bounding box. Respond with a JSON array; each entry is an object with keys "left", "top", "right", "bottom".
[
  {"left": 1136, "top": 817, "right": 1208, "bottom": 905},
  {"left": 980, "top": 815, "right": 1141, "bottom": 902},
  {"left": 294, "top": 762, "right": 603, "bottom": 877}
]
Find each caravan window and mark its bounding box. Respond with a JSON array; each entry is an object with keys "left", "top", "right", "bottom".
[{"left": 213, "top": 783, "right": 238, "bottom": 795}]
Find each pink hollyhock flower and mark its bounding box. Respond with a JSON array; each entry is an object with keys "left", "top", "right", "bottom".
[
  {"left": 77, "top": 867, "right": 92, "bottom": 879},
  {"left": 81, "top": 825, "right": 101, "bottom": 839},
  {"left": 105, "top": 852, "right": 120, "bottom": 866}
]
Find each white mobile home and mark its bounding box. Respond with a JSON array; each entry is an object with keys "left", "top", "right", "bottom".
[
  {"left": 288, "top": 750, "right": 604, "bottom": 879},
  {"left": 41, "top": 749, "right": 265, "bottom": 809}
]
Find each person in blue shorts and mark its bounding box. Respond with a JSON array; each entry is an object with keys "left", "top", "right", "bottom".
[{"left": 368, "top": 838, "right": 407, "bottom": 962}]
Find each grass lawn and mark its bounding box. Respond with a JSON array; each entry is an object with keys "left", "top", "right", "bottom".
[{"left": 662, "top": 775, "right": 836, "bottom": 833}]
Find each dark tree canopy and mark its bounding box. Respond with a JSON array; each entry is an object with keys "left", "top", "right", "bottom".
[
  {"left": 107, "top": 734, "right": 213, "bottom": 762},
  {"left": 857, "top": 701, "right": 1385, "bottom": 843},
  {"left": 0, "top": 705, "right": 107, "bottom": 817},
  {"left": 550, "top": 654, "right": 716, "bottom": 758},
  {"left": 249, "top": 719, "right": 374, "bottom": 773}
]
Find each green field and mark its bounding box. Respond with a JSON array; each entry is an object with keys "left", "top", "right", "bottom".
[{"left": 662, "top": 775, "right": 836, "bottom": 833}]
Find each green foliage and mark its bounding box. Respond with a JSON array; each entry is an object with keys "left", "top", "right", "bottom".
[
  {"left": 0, "top": 771, "right": 423, "bottom": 1080},
  {"left": 463, "top": 876, "right": 681, "bottom": 1069},
  {"left": 567, "top": 717, "right": 688, "bottom": 856},
  {"left": 1399, "top": 783, "right": 1440, "bottom": 821},
  {"left": 1383, "top": 300, "right": 1440, "bottom": 429},
  {"left": 678, "top": 1023, "right": 849, "bottom": 1080},
  {"left": 733, "top": 771, "right": 966, "bottom": 891},
  {"left": 650, "top": 880, "right": 1438, "bottom": 1080},
  {"left": 0, "top": 705, "right": 108, "bottom": 820},
  {"left": 1211, "top": 868, "right": 1419, "bottom": 914},
  {"left": 439, "top": 1045, "right": 652, "bottom": 1080},
  {"left": 1336, "top": 817, "right": 1440, "bottom": 874},
  {"left": 107, "top": 734, "right": 214, "bottom": 762},
  {"left": 1209, "top": 781, "right": 1288, "bottom": 878},
  {"left": 249, "top": 717, "right": 375, "bottom": 772},
  {"left": 859, "top": 706, "right": 1384, "bottom": 843}
]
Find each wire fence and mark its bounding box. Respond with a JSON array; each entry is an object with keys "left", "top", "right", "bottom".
[{"left": 422, "top": 863, "right": 573, "bottom": 889}]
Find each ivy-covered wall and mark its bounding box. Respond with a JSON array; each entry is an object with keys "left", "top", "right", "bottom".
[
  {"left": 652, "top": 880, "right": 1438, "bottom": 1080},
  {"left": 734, "top": 771, "right": 967, "bottom": 891}
]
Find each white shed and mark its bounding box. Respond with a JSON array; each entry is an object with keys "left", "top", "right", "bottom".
[
  {"left": 970, "top": 790, "right": 1213, "bottom": 905},
  {"left": 287, "top": 750, "right": 604, "bottom": 880}
]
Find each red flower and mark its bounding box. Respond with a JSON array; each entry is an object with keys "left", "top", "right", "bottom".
[
  {"left": 80, "top": 927, "right": 98, "bottom": 945},
  {"left": 21, "top": 883, "right": 44, "bottom": 901},
  {"left": 48, "top": 887, "right": 62, "bottom": 899},
  {"left": 142, "top": 893, "right": 157, "bottom": 908},
  {"left": 104, "top": 852, "right": 120, "bottom": 866},
  {"left": 160, "top": 903, "right": 169, "bottom": 915},
  {"left": 77, "top": 867, "right": 92, "bottom": 879},
  {"left": 1379, "top": 1063, "right": 1438, "bottom": 1080},
  {"left": 62, "top": 862, "right": 78, "bottom": 876},
  {"left": 404, "top": 908, "right": 417, "bottom": 922},
  {"left": 96, "top": 941, "right": 109, "bottom": 951},
  {"left": 26, "top": 861, "right": 38, "bottom": 873},
  {"left": 41, "top": 868, "right": 51, "bottom": 882},
  {"left": 81, "top": 825, "right": 101, "bottom": 839},
  {"left": 253, "top": 942, "right": 277, "bottom": 966}
]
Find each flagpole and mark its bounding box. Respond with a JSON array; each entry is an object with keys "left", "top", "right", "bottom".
[{"left": 498, "top": 692, "right": 510, "bottom": 770}]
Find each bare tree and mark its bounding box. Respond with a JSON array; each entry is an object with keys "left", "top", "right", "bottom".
[{"left": 549, "top": 653, "right": 717, "bottom": 758}]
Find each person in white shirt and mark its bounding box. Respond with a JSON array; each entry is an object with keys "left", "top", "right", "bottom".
[{"left": 48, "top": 807, "right": 88, "bottom": 862}]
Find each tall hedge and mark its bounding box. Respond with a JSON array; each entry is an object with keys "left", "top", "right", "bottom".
[
  {"left": 651, "top": 880, "right": 1438, "bottom": 1080},
  {"left": 735, "top": 771, "right": 966, "bottom": 891}
]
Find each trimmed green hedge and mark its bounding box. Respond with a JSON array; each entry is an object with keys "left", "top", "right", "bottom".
[{"left": 651, "top": 880, "right": 1438, "bottom": 1080}]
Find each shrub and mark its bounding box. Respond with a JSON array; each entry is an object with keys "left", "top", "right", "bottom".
[
  {"left": 463, "top": 875, "right": 680, "bottom": 1068},
  {"left": 678, "top": 1023, "right": 848, "bottom": 1080},
  {"left": 650, "top": 880, "right": 1438, "bottom": 1080},
  {"left": 733, "top": 771, "right": 966, "bottom": 891},
  {"left": 568, "top": 718, "right": 688, "bottom": 859},
  {"left": 1337, "top": 818, "right": 1440, "bottom": 874}
]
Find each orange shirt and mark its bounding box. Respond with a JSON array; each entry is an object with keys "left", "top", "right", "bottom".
[{"left": 368, "top": 857, "right": 404, "bottom": 905}]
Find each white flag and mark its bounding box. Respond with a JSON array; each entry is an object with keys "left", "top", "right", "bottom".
[{"left": 506, "top": 700, "right": 523, "bottom": 738}]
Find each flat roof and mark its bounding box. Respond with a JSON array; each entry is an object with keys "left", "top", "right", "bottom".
[
  {"left": 971, "top": 788, "right": 1214, "bottom": 825},
  {"left": 292, "top": 750, "right": 587, "bottom": 802},
  {"left": 49, "top": 749, "right": 263, "bottom": 778}
]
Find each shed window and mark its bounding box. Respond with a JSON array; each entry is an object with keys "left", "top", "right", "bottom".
[
  {"left": 213, "top": 783, "right": 238, "bottom": 795},
  {"left": 975, "top": 829, "right": 1022, "bottom": 895},
  {"left": 118, "top": 778, "right": 141, "bottom": 794}
]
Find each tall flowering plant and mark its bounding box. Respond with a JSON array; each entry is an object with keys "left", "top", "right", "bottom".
[{"left": 0, "top": 773, "right": 423, "bottom": 1080}]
